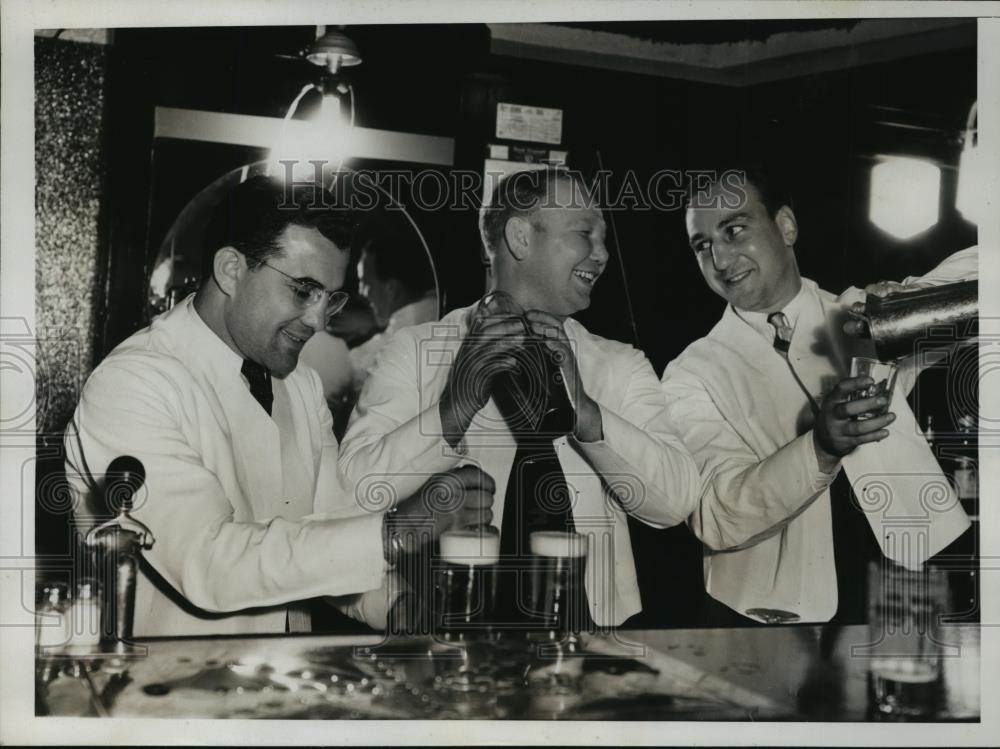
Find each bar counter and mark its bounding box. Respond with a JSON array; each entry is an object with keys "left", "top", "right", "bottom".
[{"left": 36, "top": 624, "right": 980, "bottom": 721}]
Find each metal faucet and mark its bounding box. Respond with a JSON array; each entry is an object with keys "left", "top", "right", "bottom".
[{"left": 84, "top": 456, "right": 154, "bottom": 650}]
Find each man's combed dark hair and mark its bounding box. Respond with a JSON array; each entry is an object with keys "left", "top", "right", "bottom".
[
  {"left": 200, "top": 175, "right": 355, "bottom": 281},
  {"left": 478, "top": 166, "right": 584, "bottom": 262},
  {"left": 686, "top": 160, "right": 794, "bottom": 218}
]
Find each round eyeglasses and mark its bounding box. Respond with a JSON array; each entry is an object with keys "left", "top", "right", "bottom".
[{"left": 258, "top": 261, "right": 349, "bottom": 320}]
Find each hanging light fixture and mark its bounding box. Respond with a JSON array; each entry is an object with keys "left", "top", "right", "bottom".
[
  {"left": 306, "top": 29, "right": 362, "bottom": 73},
  {"left": 267, "top": 27, "right": 361, "bottom": 181},
  {"left": 955, "top": 101, "right": 982, "bottom": 226}
]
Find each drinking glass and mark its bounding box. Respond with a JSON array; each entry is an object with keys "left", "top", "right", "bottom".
[
  {"left": 849, "top": 356, "right": 898, "bottom": 420},
  {"left": 433, "top": 529, "right": 500, "bottom": 637},
  {"left": 528, "top": 531, "right": 589, "bottom": 638},
  {"left": 35, "top": 582, "right": 71, "bottom": 653},
  {"left": 864, "top": 560, "right": 949, "bottom": 718},
  {"left": 474, "top": 291, "right": 574, "bottom": 436}
]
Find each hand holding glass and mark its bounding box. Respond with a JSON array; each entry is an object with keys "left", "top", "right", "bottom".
[{"left": 849, "top": 357, "right": 898, "bottom": 420}]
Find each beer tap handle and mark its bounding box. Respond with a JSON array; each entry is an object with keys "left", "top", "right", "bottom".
[{"left": 85, "top": 456, "right": 155, "bottom": 550}]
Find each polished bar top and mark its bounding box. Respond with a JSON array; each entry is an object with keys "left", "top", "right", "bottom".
[{"left": 36, "top": 624, "right": 980, "bottom": 721}]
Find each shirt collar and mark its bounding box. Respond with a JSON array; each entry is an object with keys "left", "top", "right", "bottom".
[
  {"left": 177, "top": 294, "right": 245, "bottom": 378},
  {"left": 732, "top": 280, "right": 811, "bottom": 344}
]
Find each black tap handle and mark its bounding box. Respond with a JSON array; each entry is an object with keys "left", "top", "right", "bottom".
[{"left": 104, "top": 456, "right": 146, "bottom": 513}]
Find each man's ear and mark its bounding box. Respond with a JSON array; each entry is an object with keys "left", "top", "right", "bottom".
[
  {"left": 212, "top": 246, "right": 245, "bottom": 297},
  {"left": 774, "top": 205, "right": 798, "bottom": 247},
  {"left": 502, "top": 216, "right": 532, "bottom": 261}
]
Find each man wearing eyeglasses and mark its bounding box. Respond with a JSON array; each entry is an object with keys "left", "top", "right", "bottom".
[{"left": 64, "top": 176, "right": 493, "bottom": 637}]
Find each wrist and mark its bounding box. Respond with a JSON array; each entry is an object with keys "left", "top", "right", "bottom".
[
  {"left": 573, "top": 397, "right": 604, "bottom": 443},
  {"left": 439, "top": 391, "right": 468, "bottom": 449},
  {"left": 812, "top": 431, "right": 841, "bottom": 475},
  {"left": 440, "top": 386, "right": 485, "bottom": 450}
]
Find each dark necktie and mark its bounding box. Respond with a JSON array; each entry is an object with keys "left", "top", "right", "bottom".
[
  {"left": 767, "top": 311, "right": 793, "bottom": 356},
  {"left": 241, "top": 359, "right": 273, "bottom": 416},
  {"left": 493, "top": 341, "right": 581, "bottom": 625},
  {"left": 766, "top": 311, "right": 877, "bottom": 623},
  {"left": 827, "top": 470, "right": 880, "bottom": 624}
]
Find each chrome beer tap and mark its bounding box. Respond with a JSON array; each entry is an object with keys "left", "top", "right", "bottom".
[{"left": 84, "top": 456, "right": 154, "bottom": 653}]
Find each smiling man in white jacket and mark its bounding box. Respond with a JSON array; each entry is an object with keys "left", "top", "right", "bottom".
[
  {"left": 661, "top": 164, "right": 973, "bottom": 625},
  {"left": 339, "top": 168, "right": 701, "bottom": 628},
  {"left": 64, "top": 176, "right": 493, "bottom": 637}
]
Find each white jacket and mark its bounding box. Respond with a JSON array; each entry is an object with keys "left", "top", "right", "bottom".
[
  {"left": 661, "top": 248, "right": 976, "bottom": 622},
  {"left": 339, "top": 304, "right": 702, "bottom": 626},
  {"left": 64, "top": 297, "right": 388, "bottom": 637}
]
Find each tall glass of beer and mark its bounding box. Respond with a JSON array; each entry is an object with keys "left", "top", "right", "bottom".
[
  {"left": 528, "top": 530, "right": 589, "bottom": 638},
  {"left": 866, "top": 560, "right": 949, "bottom": 718},
  {"left": 433, "top": 529, "right": 500, "bottom": 638}
]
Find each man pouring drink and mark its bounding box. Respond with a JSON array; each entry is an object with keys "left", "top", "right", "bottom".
[{"left": 660, "top": 161, "right": 977, "bottom": 626}]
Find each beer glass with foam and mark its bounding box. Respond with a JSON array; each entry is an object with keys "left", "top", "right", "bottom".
[
  {"left": 434, "top": 529, "right": 500, "bottom": 637},
  {"left": 528, "top": 531, "right": 589, "bottom": 637}
]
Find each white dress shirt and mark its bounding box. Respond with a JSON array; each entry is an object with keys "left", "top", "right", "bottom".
[
  {"left": 64, "top": 296, "right": 390, "bottom": 637},
  {"left": 338, "top": 304, "right": 702, "bottom": 626},
  {"left": 660, "top": 247, "right": 977, "bottom": 622}
]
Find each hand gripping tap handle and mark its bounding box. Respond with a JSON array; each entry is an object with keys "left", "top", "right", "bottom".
[{"left": 84, "top": 456, "right": 155, "bottom": 648}]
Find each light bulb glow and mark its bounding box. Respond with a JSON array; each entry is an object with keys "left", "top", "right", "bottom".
[
  {"left": 267, "top": 88, "right": 354, "bottom": 181},
  {"left": 869, "top": 156, "right": 941, "bottom": 240},
  {"left": 956, "top": 141, "right": 983, "bottom": 226}
]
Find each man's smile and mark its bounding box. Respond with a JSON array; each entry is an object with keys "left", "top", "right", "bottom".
[
  {"left": 280, "top": 328, "right": 310, "bottom": 346},
  {"left": 724, "top": 269, "right": 753, "bottom": 285}
]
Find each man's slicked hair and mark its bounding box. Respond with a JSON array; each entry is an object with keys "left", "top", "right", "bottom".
[
  {"left": 686, "top": 161, "right": 794, "bottom": 219},
  {"left": 200, "top": 175, "right": 355, "bottom": 281}
]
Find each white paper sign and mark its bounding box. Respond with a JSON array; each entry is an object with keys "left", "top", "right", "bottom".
[{"left": 496, "top": 102, "right": 563, "bottom": 145}]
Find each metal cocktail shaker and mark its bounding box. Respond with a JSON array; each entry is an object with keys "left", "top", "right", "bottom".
[{"left": 861, "top": 280, "right": 977, "bottom": 361}]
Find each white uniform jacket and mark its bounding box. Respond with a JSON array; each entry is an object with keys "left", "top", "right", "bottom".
[
  {"left": 339, "top": 304, "right": 702, "bottom": 626},
  {"left": 660, "top": 248, "right": 976, "bottom": 622},
  {"left": 64, "top": 297, "right": 388, "bottom": 637}
]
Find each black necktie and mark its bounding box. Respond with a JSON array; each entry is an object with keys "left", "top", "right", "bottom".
[
  {"left": 493, "top": 341, "right": 580, "bottom": 625},
  {"left": 828, "top": 470, "right": 880, "bottom": 624},
  {"left": 766, "top": 311, "right": 877, "bottom": 623},
  {"left": 241, "top": 359, "right": 273, "bottom": 416}
]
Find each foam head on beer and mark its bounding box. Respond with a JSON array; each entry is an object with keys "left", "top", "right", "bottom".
[
  {"left": 529, "top": 531, "right": 588, "bottom": 559},
  {"left": 439, "top": 529, "right": 500, "bottom": 566}
]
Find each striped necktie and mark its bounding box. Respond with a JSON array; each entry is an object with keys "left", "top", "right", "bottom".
[{"left": 767, "top": 311, "right": 793, "bottom": 355}]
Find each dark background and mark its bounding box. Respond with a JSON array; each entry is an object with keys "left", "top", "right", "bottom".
[{"left": 35, "top": 21, "right": 979, "bottom": 627}]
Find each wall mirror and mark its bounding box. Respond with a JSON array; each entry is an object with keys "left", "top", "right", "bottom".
[{"left": 145, "top": 145, "right": 443, "bottom": 429}]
